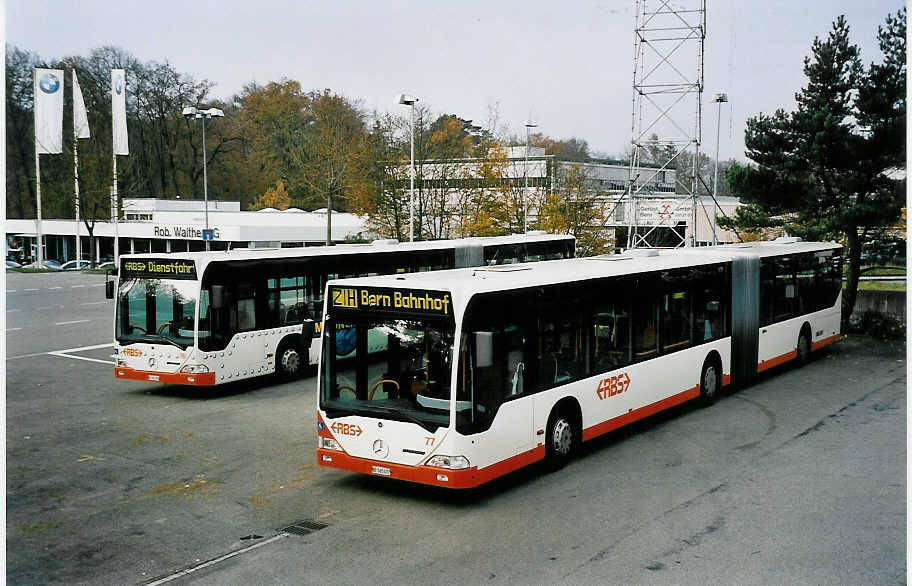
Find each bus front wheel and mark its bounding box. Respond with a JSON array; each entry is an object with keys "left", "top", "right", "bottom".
[
  {"left": 276, "top": 339, "right": 303, "bottom": 379},
  {"left": 545, "top": 408, "right": 577, "bottom": 471}
]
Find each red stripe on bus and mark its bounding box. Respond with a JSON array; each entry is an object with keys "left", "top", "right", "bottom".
[
  {"left": 811, "top": 334, "right": 840, "bottom": 351},
  {"left": 722, "top": 374, "right": 731, "bottom": 387},
  {"left": 317, "top": 444, "right": 545, "bottom": 489},
  {"left": 582, "top": 385, "right": 701, "bottom": 442},
  {"left": 114, "top": 367, "right": 216, "bottom": 386},
  {"left": 757, "top": 349, "right": 797, "bottom": 373}
]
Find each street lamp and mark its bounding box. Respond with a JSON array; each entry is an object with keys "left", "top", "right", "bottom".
[
  {"left": 711, "top": 93, "right": 728, "bottom": 245},
  {"left": 398, "top": 93, "right": 418, "bottom": 241},
  {"left": 524, "top": 118, "right": 538, "bottom": 233},
  {"left": 183, "top": 106, "right": 224, "bottom": 250}
]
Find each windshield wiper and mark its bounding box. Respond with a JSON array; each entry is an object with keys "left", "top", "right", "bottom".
[
  {"left": 141, "top": 333, "right": 185, "bottom": 349},
  {"left": 363, "top": 405, "right": 440, "bottom": 432}
]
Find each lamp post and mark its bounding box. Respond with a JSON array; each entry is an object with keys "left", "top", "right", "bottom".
[
  {"left": 524, "top": 119, "right": 538, "bottom": 233},
  {"left": 398, "top": 94, "right": 418, "bottom": 241},
  {"left": 182, "top": 106, "right": 224, "bottom": 250},
  {"left": 711, "top": 93, "right": 728, "bottom": 245}
]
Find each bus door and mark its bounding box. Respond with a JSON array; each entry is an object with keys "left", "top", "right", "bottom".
[{"left": 459, "top": 295, "right": 536, "bottom": 462}]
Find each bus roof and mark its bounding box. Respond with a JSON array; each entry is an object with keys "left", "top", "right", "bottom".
[
  {"left": 327, "top": 239, "right": 842, "bottom": 300},
  {"left": 118, "top": 233, "right": 575, "bottom": 267}
]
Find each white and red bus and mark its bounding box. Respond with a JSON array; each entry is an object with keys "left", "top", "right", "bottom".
[
  {"left": 316, "top": 237, "right": 842, "bottom": 488},
  {"left": 108, "top": 233, "right": 575, "bottom": 386}
]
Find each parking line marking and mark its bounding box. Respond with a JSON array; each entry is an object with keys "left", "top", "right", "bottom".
[
  {"left": 6, "top": 290, "right": 15, "bottom": 293},
  {"left": 48, "top": 286, "right": 62, "bottom": 290},
  {"left": 146, "top": 533, "right": 289, "bottom": 585},
  {"left": 71, "top": 285, "right": 85, "bottom": 288},
  {"left": 24, "top": 288, "right": 39, "bottom": 291},
  {"left": 54, "top": 342, "right": 113, "bottom": 353},
  {"left": 91, "top": 283, "right": 105, "bottom": 287},
  {"left": 55, "top": 319, "right": 90, "bottom": 326},
  {"left": 7, "top": 342, "right": 113, "bottom": 361},
  {"left": 6, "top": 309, "right": 22, "bottom": 312},
  {"left": 80, "top": 301, "right": 108, "bottom": 306},
  {"left": 47, "top": 351, "right": 114, "bottom": 365},
  {"left": 6, "top": 328, "right": 22, "bottom": 332}
]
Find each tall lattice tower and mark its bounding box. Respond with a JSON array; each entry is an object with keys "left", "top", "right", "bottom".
[{"left": 625, "top": 0, "right": 706, "bottom": 248}]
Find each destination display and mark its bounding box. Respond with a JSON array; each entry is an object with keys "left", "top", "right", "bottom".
[
  {"left": 329, "top": 286, "right": 452, "bottom": 318},
  {"left": 120, "top": 258, "right": 197, "bottom": 280}
]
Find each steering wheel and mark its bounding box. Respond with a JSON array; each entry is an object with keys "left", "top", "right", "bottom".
[
  {"left": 336, "top": 385, "right": 356, "bottom": 399},
  {"left": 157, "top": 322, "right": 172, "bottom": 335},
  {"left": 368, "top": 378, "right": 400, "bottom": 400},
  {"left": 130, "top": 325, "right": 147, "bottom": 334}
]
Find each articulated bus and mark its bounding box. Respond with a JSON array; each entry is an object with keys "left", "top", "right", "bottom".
[
  {"left": 316, "top": 237, "right": 842, "bottom": 489},
  {"left": 109, "top": 233, "right": 575, "bottom": 386}
]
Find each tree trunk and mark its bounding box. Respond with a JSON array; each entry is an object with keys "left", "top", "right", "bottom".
[{"left": 842, "top": 227, "right": 862, "bottom": 327}]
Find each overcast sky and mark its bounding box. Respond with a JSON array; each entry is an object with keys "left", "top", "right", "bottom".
[{"left": 6, "top": 0, "right": 904, "bottom": 162}]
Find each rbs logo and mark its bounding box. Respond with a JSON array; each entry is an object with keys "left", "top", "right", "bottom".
[{"left": 596, "top": 372, "right": 630, "bottom": 400}]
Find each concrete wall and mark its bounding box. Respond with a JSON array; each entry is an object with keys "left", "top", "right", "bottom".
[{"left": 854, "top": 289, "right": 906, "bottom": 322}]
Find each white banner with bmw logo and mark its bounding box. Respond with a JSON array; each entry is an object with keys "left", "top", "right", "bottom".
[
  {"left": 111, "top": 69, "right": 129, "bottom": 155},
  {"left": 33, "top": 68, "right": 64, "bottom": 154}
]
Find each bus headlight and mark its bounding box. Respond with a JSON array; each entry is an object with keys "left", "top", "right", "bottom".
[
  {"left": 179, "top": 364, "right": 210, "bottom": 374},
  {"left": 320, "top": 437, "right": 343, "bottom": 451},
  {"left": 425, "top": 455, "right": 470, "bottom": 470}
]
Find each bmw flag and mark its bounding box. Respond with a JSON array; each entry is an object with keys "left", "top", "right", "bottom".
[
  {"left": 34, "top": 68, "right": 64, "bottom": 154},
  {"left": 111, "top": 69, "right": 129, "bottom": 155}
]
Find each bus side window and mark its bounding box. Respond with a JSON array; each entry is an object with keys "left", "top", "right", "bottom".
[
  {"left": 237, "top": 282, "right": 256, "bottom": 331},
  {"left": 198, "top": 289, "right": 211, "bottom": 335},
  {"left": 693, "top": 265, "right": 727, "bottom": 341},
  {"left": 592, "top": 291, "right": 631, "bottom": 372},
  {"left": 633, "top": 279, "right": 659, "bottom": 361}
]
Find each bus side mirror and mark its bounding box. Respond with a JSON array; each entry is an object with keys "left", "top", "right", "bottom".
[
  {"left": 105, "top": 280, "right": 115, "bottom": 300},
  {"left": 300, "top": 320, "right": 316, "bottom": 346},
  {"left": 474, "top": 331, "right": 494, "bottom": 368},
  {"left": 211, "top": 285, "right": 226, "bottom": 310}
]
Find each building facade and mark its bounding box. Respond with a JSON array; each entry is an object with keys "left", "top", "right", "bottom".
[{"left": 5, "top": 198, "right": 368, "bottom": 264}]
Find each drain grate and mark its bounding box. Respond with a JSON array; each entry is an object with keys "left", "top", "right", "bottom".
[{"left": 280, "top": 519, "right": 328, "bottom": 536}]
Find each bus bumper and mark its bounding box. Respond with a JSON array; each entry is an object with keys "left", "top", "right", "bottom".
[
  {"left": 316, "top": 444, "right": 544, "bottom": 490},
  {"left": 114, "top": 367, "right": 216, "bottom": 386}
]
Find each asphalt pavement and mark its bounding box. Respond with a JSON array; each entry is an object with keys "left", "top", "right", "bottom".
[{"left": 4, "top": 270, "right": 907, "bottom": 585}]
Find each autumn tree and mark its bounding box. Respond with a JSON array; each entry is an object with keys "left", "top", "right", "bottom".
[
  {"left": 250, "top": 180, "right": 291, "bottom": 210},
  {"left": 538, "top": 163, "right": 613, "bottom": 255}
]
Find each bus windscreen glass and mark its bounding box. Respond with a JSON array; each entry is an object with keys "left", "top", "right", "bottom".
[
  {"left": 321, "top": 287, "right": 456, "bottom": 432},
  {"left": 116, "top": 278, "right": 199, "bottom": 349}
]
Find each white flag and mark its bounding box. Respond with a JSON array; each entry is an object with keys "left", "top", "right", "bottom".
[
  {"left": 73, "top": 70, "right": 90, "bottom": 139},
  {"left": 34, "top": 68, "right": 64, "bottom": 154},
  {"left": 111, "top": 69, "right": 128, "bottom": 155}
]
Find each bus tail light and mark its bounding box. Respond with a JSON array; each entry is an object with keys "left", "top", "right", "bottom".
[
  {"left": 320, "top": 437, "right": 343, "bottom": 451},
  {"left": 425, "top": 455, "right": 470, "bottom": 470},
  {"left": 179, "top": 364, "right": 210, "bottom": 374}
]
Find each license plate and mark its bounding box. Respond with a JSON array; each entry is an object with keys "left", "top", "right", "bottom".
[
  {"left": 148, "top": 374, "right": 160, "bottom": 381},
  {"left": 371, "top": 465, "right": 391, "bottom": 476}
]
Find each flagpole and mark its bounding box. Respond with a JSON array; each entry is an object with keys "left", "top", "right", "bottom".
[
  {"left": 33, "top": 68, "right": 43, "bottom": 267},
  {"left": 74, "top": 132, "right": 81, "bottom": 267},
  {"left": 112, "top": 154, "right": 119, "bottom": 266},
  {"left": 35, "top": 135, "right": 43, "bottom": 266}
]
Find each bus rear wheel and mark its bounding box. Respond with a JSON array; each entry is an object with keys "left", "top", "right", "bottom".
[
  {"left": 797, "top": 329, "right": 811, "bottom": 366},
  {"left": 545, "top": 409, "right": 576, "bottom": 470},
  {"left": 699, "top": 359, "right": 720, "bottom": 406}
]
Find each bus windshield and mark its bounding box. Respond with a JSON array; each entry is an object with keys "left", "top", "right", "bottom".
[
  {"left": 116, "top": 278, "right": 199, "bottom": 349},
  {"left": 320, "top": 315, "right": 455, "bottom": 432}
]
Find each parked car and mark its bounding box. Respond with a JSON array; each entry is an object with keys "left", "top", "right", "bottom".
[
  {"left": 6, "top": 260, "right": 21, "bottom": 268},
  {"left": 97, "top": 261, "right": 115, "bottom": 270},
  {"left": 60, "top": 260, "right": 92, "bottom": 271},
  {"left": 22, "top": 260, "right": 62, "bottom": 270}
]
